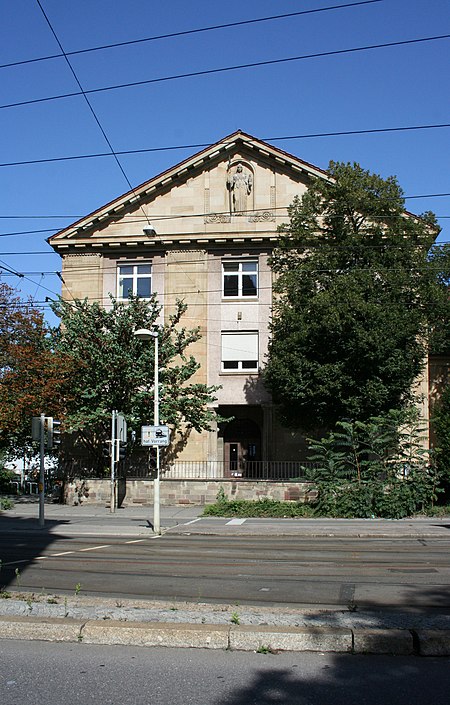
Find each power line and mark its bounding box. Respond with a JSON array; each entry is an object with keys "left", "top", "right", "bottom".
[
  {"left": 1, "top": 33, "right": 449, "bottom": 112},
  {"left": 1, "top": 193, "right": 450, "bottom": 220},
  {"left": 0, "top": 2, "right": 382, "bottom": 70},
  {"left": 1, "top": 123, "right": 450, "bottom": 169},
  {"left": 2, "top": 218, "right": 450, "bottom": 239},
  {"left": 35, "top": 0, "right": 152, "bottom": 232},
  {"left": 0, "top": 260, "right": 60, "bottom": 298}
]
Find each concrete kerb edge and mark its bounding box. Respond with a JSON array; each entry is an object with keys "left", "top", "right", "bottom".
[{"left": 1, "top": 616, "right": 450, "bottom": 655}]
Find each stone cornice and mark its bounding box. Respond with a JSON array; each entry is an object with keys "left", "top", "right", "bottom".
[{"left": 52, "top": 231, "right": 278, "bottom": 253}]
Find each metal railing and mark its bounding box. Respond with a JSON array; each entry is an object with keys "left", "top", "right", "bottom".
[{"left": 128, "top": 460, "right": 319, "bottom": 481}]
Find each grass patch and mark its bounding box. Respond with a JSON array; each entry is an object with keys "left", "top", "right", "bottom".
[{"left": 203, "top": 498, "right": 315, "bottom": 518}]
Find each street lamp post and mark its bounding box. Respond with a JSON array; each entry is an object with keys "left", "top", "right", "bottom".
[{"left": 134, "top": 328, "right": 161, "bottom": 534}]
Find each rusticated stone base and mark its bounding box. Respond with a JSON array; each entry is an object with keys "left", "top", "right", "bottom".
[{"left": 64, "top": 479, "right": 316, "bottom": 506}]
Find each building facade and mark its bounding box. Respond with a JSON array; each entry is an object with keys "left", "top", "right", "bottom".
[{"left": 49, "top": 131, "right": 431, "bottom": 476}]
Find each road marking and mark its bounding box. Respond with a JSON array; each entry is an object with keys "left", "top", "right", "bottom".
[
  {"left": 51, "top": 551, "right": 75, "bottom": 557},
  {"left": 226, "top": 519, "right": 246, "bottom": 525},
  {"left": 78, "top": 545, "right": 111, "bottom": 552},
  {"left": 124, "top": 539, "right": 146, "bottom": 544},
  {"left": 2, "top": 559, "right": 31, "bottom": 566},
  {"left": 183, "top": 518, "right": 201, "bottom": 525}
]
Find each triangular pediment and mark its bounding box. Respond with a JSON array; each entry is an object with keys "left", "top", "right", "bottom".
[{"left": 49, "top": 131, "right": 329, "bottom": 250}]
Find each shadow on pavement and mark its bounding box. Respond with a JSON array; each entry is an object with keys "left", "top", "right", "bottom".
[
  {"left": 0, "top": 513, "right": 70, "bottom": 591},
  {"left": 213, "top": 656, "right": 450, "bottom": 705}
]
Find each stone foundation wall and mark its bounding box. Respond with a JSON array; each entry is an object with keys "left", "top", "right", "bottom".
[{"left": 64, "top": 479, "right": 316, "bottom": 506}]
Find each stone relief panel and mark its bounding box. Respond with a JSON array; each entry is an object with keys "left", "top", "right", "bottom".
[{"left": 203, "top": 162, "right": 276, "bottom": 223}]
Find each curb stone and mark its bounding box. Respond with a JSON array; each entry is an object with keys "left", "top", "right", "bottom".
[
  {"left": 352, "top": 628, "right": 414, "bottom": 655},
  {"left": 414, "top": 630, "right": 450, "bottom": 656},
  {"left": 229, "top": 625, "right": 352, "bottom": 653},
  {"left": 82, "top": 620, "right": 229, "bottom": 649},
  {"left": 2, "top": 617, "right": 450, "bottom": 655},
  {"left": 0, "top": 615, "right": 86, "bottom": 642}
]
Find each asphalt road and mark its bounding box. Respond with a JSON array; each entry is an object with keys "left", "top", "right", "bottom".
[
  {"left": 1, "top": 531, "right": 449, "bottom": 611},
  {"left": 1, "top": 640, "right": 450, "bottom": 705}
]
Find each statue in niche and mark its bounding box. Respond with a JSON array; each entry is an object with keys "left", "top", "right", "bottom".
[{"left": 227, "top": 164, "right": 253, "bottom": 213}]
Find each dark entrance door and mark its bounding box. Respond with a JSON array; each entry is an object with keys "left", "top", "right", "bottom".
[{"left": 224, "top": 419, "right": 261, "bottom": 477}]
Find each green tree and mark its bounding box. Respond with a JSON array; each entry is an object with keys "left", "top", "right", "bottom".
[
  {"left": 50, "top": 294, "right": 220, "bottom": 471},
  {"left": 432, "top": 383, "right": 450, "bottom": 500},
  {"left": 264, "top": 161, "right": 450, "bottom": 430}
]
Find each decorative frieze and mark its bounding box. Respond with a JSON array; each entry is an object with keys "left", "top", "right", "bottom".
[
  {"left": 205, "top": 213, "right": 232, "bottom": 223},
  {"left": 248, "top": 211, "right": 275, "bottom": 222}
]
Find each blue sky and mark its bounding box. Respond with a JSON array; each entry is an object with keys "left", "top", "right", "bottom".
[{"left": 1, "top": 0, "right": 449, "bottom": 324}]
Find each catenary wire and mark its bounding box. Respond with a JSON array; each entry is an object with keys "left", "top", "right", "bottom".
[
  {"left": 1, "top": 33, "right": 449, "bottom": 112},
  {"left": 0, "top": 2, "right": 382, "bottom": 70},
  {"left": 1, "top": 124, "right": 449, "bottom": 169},
  {"left": 1, "top": 193, "right": 450, "bottom": 219},
  {"left": 1, "top": 197, "right": 450, "bottom": 238},
  {"left": 35, "top": 0, "right": 152, "bottom": 232}
]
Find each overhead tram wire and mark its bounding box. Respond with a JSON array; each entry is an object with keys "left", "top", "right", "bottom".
[
  {"left": 0, "top": 258, "right": 61, "bottom": 299},
  {"left": 1, "top": 123, "right": 449, "bottom": 169},
  {"left": 35, "top": 0, "right": 153, "bottom": 232},
  {"left": 2, "top": 193, "right": 450, "bottom": 219},
  {"left": 1, "top": 216, "right": 450, "bottom": 239},
  {"left": 0, "top": 2, "right": 382, "bottom": 70},
  {"left": 1, "top": 33, "right": 449, "bottom": 112}
]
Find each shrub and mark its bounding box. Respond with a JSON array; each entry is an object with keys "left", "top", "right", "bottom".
[
  {"left": 203, "top": 498, "right": 315, "bottom": 518},
  {"left": 306, "top": 410, "right": 441, "bottom": 518},
  {"left": 0, "top": 468, "right": 16, "bottom": 493}
]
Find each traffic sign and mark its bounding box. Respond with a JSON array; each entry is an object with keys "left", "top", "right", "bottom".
[{"left": 141, "top": 425, "right": 171, "bottom": 447}]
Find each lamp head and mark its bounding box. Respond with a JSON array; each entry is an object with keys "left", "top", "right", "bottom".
[{"left": 134, "top": 328, "right": 158, "bottom": 340}]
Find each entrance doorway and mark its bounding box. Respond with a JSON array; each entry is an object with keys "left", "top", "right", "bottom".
[{"left": 223, "top": 419, "right": 261, "bottom": 477}]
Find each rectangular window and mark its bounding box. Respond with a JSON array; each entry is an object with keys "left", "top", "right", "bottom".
[
  {"left": 117, "top": 263, "right": 152, "bottom": 299},
  {"left": 222, "top": 260, "right": 257, "bottom": 298},
  {"left": 221, "top": 332, "right": 258, "bottom": 372}
]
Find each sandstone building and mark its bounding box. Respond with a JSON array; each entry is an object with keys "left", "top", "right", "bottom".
[{"left": 49, "top": 130, "right": 434, "bottom": 479}]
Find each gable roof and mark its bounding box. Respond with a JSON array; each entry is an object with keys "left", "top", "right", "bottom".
[{"left": 48, "top": 130, "right": 329, "bottom": 245}]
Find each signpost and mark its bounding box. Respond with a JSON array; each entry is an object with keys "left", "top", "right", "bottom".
[
  {"left": 32, "top": 414, "right": 61, "bottom": 528},
  {"left": 110, "top": 411, "right": 127, "bottom": 513},
  {"left": 141, "top": 425, "right": 171, "bottom": 447}
]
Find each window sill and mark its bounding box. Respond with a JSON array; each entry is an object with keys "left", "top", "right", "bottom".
[
  {"left": 219, "top": 371, "right": 260, "bottom": 376},
  {"left": 221, "top": 297, "right": 259, "bottom": 302}
]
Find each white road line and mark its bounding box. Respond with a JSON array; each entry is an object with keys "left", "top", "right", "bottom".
[
  {"left": 226, "top": 518, "right": 247, "bottom": 525},
  {"left": 78, "top": 545, "right": 110, "bottom": 552},
  {"left": 183, "top": 518, "right": 201, "bottom": 525},
  {"left": 124, "top": 539, "right": 146, "bottom": 544},
  {"left": 51, "top": 551, "right": 75, "bottom": 557}
]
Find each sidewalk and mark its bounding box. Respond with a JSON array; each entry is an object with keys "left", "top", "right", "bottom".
[
  {"left": 0, "top": 499, "right": 200, "bottom": 536},
  {"left": 1, "top": 498, "right": 450, "bottom": 538}
]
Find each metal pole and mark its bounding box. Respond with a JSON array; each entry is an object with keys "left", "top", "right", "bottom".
[
  {"left": 39, "top": 413, "right": 45, "bottom": 528},
  {"left": 110, "top": 409, "right": 116, "bottom": 513},
  {"left": 153, "top": 334, "right": 161, "bottom": 535}
]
